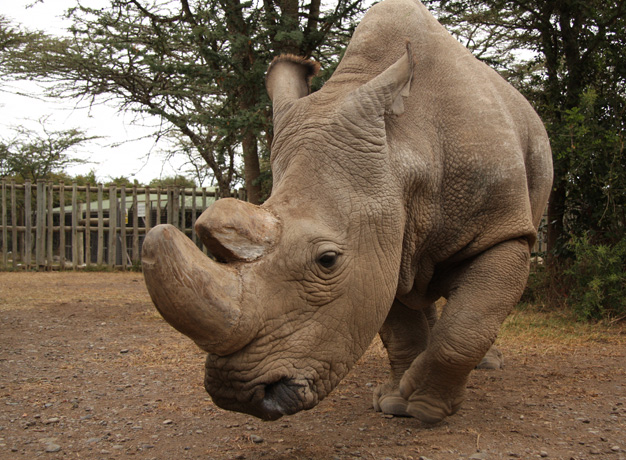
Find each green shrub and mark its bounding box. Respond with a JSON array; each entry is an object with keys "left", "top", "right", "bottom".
[{"left": 564, "top": 235, "right": 626, "bottom": 322}]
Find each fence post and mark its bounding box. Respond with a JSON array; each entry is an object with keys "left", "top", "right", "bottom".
[
  {"left": 120, "top": 186, "right": 127, "bottom": 270},
  {"left": 144, "top": 186, "right": 151, "bottom": 235},
  {"left": 71, "top": 183, "right": 79, "bottom": 268},
  {"left": 172, "top": 187, "right": 181, "bottom": 227},
  {"left": 201, "top": 187, "right": 207, "bottom": 253},
  {"left": 179, "top": 187, "right": 186, "bottom": 234},
  {"left": 46, "top": 181, "right": 53, "bottom": 270},
  {"left": 59, "top": 182, "right": 66, "bottom": 269},
  {"left": 191, "top": 186, "right": 197, "bottom": 245},
  {"left": 36, "top": 180, "right": 45, "bottom": 269},
  {"left": 156, "top": 187, "right": 162, "bottom": 226},
  {"left": 97, "top": 184, "right": 104, "bottom": 266},
  {"left": 24, "top": 180, "right": 32, "bottom": 269},
  {"left": 166, "top": 187, "right": 172, "bottom": 224},
  {"left": 108, "top": 185, "right": 117, "bottom": 268},
  {"left": 132, "top": 185, "right": 139, "bottom": 264},
  {"left": 85, "top": 185, "right": 91, "bottom": 267},
  {"left": 1, "top": 179, "right": 7, "bottom": 269},
  {"left": 10, "top": 180, "right": 17, "bottom": 268}
]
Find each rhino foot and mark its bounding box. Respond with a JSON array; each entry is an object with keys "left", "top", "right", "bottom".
[
  {"left": 404, "top": 392, "right": 464, "bottom": 424},
  {"left": 475, "top": 346, "right": 504, "bottom": 370},
  {"left": 373, "top": 382, "right": 464, "bottom": 423},
  {"left": 373, "top": 383, "right": 409, "bottom": 417}
]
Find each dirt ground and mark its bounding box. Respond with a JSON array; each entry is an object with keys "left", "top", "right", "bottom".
[{"left": 1, "top": 272, "right": 625, "bottom": 460}]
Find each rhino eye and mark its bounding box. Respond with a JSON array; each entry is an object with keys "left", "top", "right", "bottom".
[{"left": 317, "top": 252, "right": 338, "bottom": 269}]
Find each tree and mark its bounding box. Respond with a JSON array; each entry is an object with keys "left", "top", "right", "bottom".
[
  {"left": 105, "top": 175, "right": 143, "bottom": 187},
  {"left": 148, "top": 175, "right": 196, "bottom": 188},
  {"left": 423, "top": 0, "right": 626, "bottom": 258},
  {"left": 0, "top": 1, "right": 367, "bottom": 203},
  {"left": 0, "top": 118, "right": 95, "bottom": 182}
]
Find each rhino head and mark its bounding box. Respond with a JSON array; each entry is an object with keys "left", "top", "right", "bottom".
[{"left": 142, "top": 48, "right": 414, "bottom": 420}]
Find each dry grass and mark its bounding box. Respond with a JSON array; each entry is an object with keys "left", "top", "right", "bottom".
[
  {"left": 498, "top": 305, "right": 626, "bottom": 350},
  {"left": 2, "top": 271, "right": 623, "bottom": 349}
]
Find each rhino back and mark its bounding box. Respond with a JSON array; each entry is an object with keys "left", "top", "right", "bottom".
[{"left": 321, "top": 0, "right": 552, "bottom": 295}]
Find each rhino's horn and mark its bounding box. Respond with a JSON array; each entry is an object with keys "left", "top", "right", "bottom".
[
  {"left": 142, "top": 224, "right": 257, "bottom": 355},
  {"left": 194, "top": 198, "right": 281, "bottom": 263},
  {"left": 265, "top": 55, "right": 320, "bottom": 123}
]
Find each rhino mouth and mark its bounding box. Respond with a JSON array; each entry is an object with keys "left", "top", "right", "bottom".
[
  {"left": 260, "top": 377, "right": 319, "bottom": 419},
  {"left": 206, "top": 372, "right": 320, "bottom": 421}
]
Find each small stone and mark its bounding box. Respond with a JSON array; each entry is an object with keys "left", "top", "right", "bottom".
[
  {"left": 611, "top": 446, "right": 621, "bottom": 452},
  {"left": 540, "top": 451, "right": 548, "bottom": 457},
  {"left": 250, "top": 434, "right": 263, "bottom": 443},
  {"left": 120, "top": 349, "right": 130, "bottom": 354},
  {"left": 45, "top": 418, "right": 59, "bottom": 424},
  {"left": 162, "top": 419, "right": 173, "bottom": 425},
  {"left": 44, "top": 443, "right": 61, "bottom": 453},
  {"left": 469, "top": 453, "right": 487, "bottom": 460}
]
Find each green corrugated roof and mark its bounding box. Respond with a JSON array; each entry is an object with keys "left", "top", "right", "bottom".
[{"left": 53, "top": 191, "right": 218, "bottom": 213}]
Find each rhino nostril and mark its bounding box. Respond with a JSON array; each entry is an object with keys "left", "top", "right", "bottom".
[
  {"left": 261, "top": 377, "right": 311, "bottom": 417},
  {"left": 264, "top": 378, "right": 297, "bottom": 402}
]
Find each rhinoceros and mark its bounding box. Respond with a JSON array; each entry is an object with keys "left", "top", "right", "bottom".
[{"left": 142, "top": 0, "right": 553, "bottom": 423}]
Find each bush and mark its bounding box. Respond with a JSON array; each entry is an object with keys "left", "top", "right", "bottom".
[{"left": 564, "top": 235, "right": 626, "bottom": 322}]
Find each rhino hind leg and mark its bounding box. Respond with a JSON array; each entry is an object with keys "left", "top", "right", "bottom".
[
  {"left": 476, "top": 346, "right": 504, "bottom": 369},
  {"left": 373, "top": 300, "right": 435, "bottom": 417}
]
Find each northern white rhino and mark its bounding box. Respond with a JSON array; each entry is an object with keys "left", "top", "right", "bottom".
[{"left": 142, "top": 0, "right": 553, "bottom": 423}]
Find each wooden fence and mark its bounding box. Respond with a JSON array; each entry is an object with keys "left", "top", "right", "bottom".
[
  {"left": 0, "top": 180, "right": 245, "bottom": 270},
  {"left": 0, "top": 178, "right": 547, "bottom": 272}
]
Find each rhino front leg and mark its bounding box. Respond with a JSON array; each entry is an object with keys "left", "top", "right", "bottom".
[
  {"left": 373, "top": 300, "right": 436, "bottom": 416},
  {"left": 399, "top": 238, "right": 530, "bottom": 423}
]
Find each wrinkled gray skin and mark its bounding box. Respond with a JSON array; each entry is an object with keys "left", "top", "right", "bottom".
[{"left": 142, "top": 0, "right": 553, "bottom": 424}]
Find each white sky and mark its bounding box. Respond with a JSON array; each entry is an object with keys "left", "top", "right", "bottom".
[{"left": 1, "top": 0, "right": 188, "bottom": 185}]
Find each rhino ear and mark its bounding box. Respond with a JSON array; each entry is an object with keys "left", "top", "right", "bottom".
[
  {"left": 266, "top": 55, "right": 320, "bottom": 122},
  {"left": 356, "top": 42, "right": 415, "bottom": 116}
]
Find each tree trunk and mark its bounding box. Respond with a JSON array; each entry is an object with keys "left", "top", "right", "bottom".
[
  {"left": 242, "top": 132, "right": 262, "bottom": 204},
  {"left": 546, "top": 177, "right": 566, "bottom": 264}
]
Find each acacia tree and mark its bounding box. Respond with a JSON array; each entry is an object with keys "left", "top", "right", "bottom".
[
  {"left": 423, "top": 0, "right": 626, "bottom": 260},
  {"left": 0, "top": 118, "right": 93, "bottom": 182},
  {"left": 0, "top": 0, "right": 366, "bottom": 203}
]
